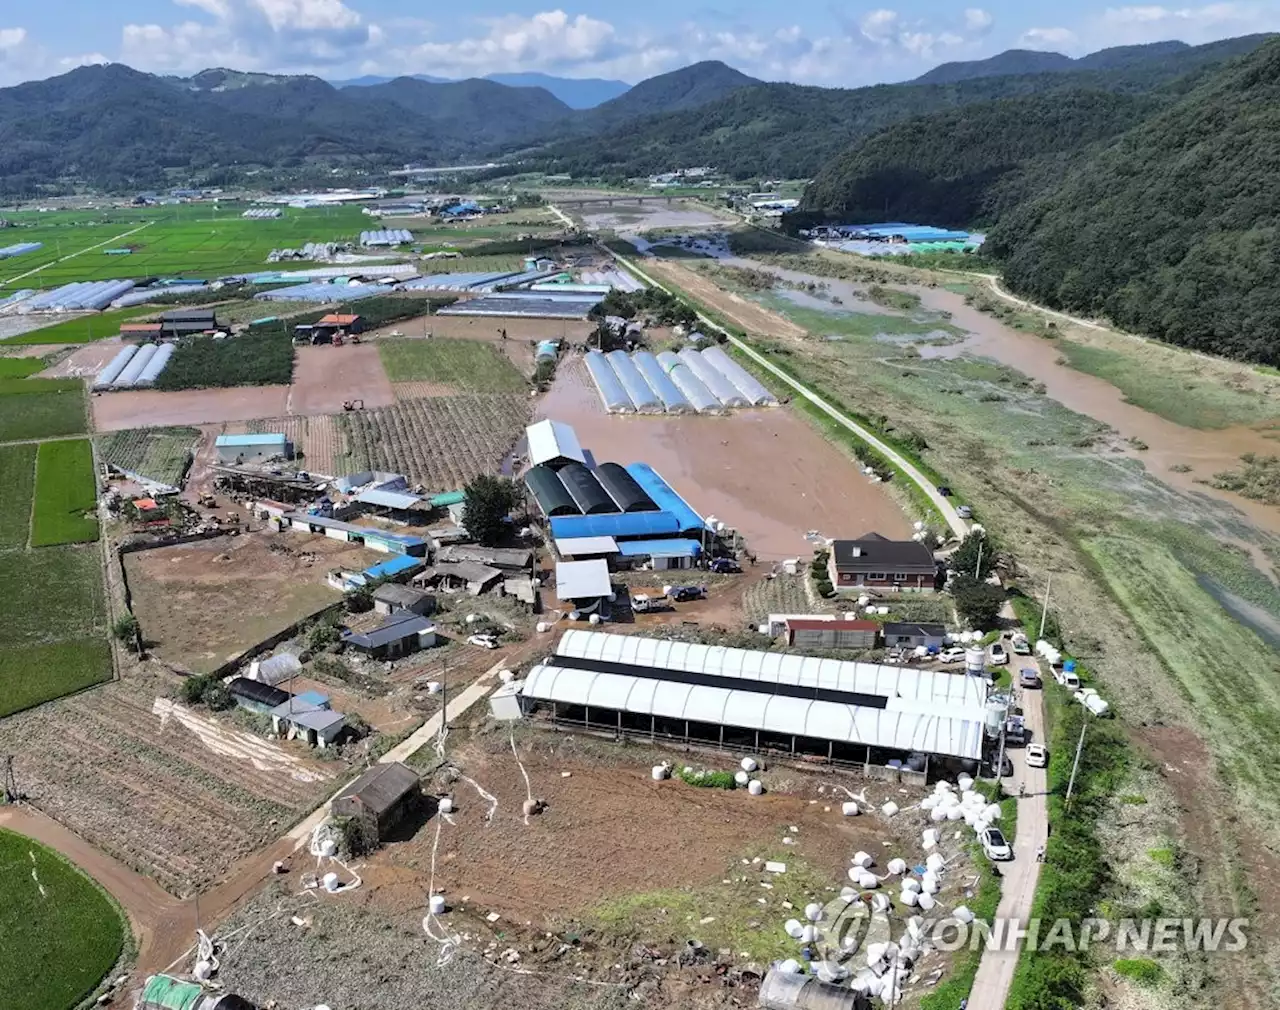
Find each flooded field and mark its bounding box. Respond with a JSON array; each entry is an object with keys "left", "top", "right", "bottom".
[
  {"left": 579, "top": 201, "right": 730, "bottom": 234},
  {"left": 538, "top": 355, "right": 912, "bottom": 560}
]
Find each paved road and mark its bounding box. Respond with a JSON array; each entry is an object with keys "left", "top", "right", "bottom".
[
  {"left": 968, "top": 649, "right": 1049, "bottom": 1009},
  {"left": 599, "top": 243, "right": 970, "bottom": 541}
]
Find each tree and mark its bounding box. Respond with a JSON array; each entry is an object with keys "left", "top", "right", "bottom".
[
  {"left": 306, "top": 615, "right": 342, "bottom": 653},
  {"left": 112, "top": 614, "right": 140, "bottom": 651},
  {"left": 345, "top": 584, "right": 374, "bottom": 614},
  {"left": 949, "top": 574, "right": 1005, "bottom": 629},
  {"left": 950, "top": 532, "right": 998, "bottom": 581},
  {"left": 462, "top": 475, "right": 520, "bottom": 546}
]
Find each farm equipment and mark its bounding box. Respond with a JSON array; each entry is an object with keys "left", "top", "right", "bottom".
[
  {"left": 343, "top": 399, "right": 364, "bottom": 411},
  {"left": 197, "top": 494, "right": 217, "bottom": 508}
]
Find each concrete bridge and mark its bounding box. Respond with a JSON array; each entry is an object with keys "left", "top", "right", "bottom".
[{"left": 553, "top": 194, "right": 690, "bottom": 210}]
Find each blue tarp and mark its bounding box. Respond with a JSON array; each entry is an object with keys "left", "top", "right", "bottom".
[
  {"left": 624, "top": 463, "right": 705, "bottom": 533},
  {"left": 549, "top": 511, "right": 683, "bottom": 540},
  {"left": 363, "top": 554, "right": 425, "bottom": 580},
  {"left": 616, "top": 538, "right": 701, "bottom": 558}
]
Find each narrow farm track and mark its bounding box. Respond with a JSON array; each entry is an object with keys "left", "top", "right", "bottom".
[
  {"left": 602, "top": 245, "right": 969, "bottom": 539},
  {"left": 0, "top": 222, "right": 154, "bottom": 287}
]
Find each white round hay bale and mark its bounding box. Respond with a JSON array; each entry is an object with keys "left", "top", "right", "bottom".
[
  {"left": 984, "top": 803, "right": 1003, "bottom": 820},
  {"left": 947, "top": 806, "right": 964, "bottom": 821},
  {"left": 917, "top": 892, "right": 936, "bottom": 911},
  {"left": 438, "top": 797, "right": 454, "bottom": 814},
  {"left": 922, "top": 828, "right": 939, "bottom": 848},
  {"left": 913, "top": 520, "right": 926, "bottom": 532},
  {"left": 935, "top": 779, "right": 954, "bottom": 792},
  {"left": 901, "top": 877, "right": 921, "bottom": 894},
  {"left": 953, "top": 905, "right": 975, "bottom": 924},
  {"left": 784, "top": 918, "right": 804, "bottom": 939},
  {"left": 921, "top": 877, "right": 939, "bottom": 896},
  {"left": 880, "top": 801, "right": 899, "bottom": 818},
  {"left": 741, "top": 757, "right": 758, "bottom": 773},
  {"left": 498, "top": 669, "right": 514, "bottom": 683},
  {"left": 778, "top": 958, "right": 802, "bottom": 975},
  {"left": 858, "top": 595, "right": 871, "bottom": 607},
  {"left": 840, "top": 886, "right": 858, "bottom": 901},
  {"left": 193, "top": 961, "right": 213, "bottom": 982},
  {"left": 429, "top": 893, "right": 446, "bottom": 915},
  {"left": 851, "top": 975, "right": 872, "bottom": 994},
  {"left": 887, "top": 857, "right": 907, "bottom": 876},
  {"left": 878, "top": 606, "right": 890, "bottom": 616},
  {"left": 848, "top": 867, "right": 862, "bottom": 883},
  {"left": 322, "top": 872, "right": 340, "bottom": 892},
  {"left": 651, "top": 765, "right": 668, "bottom": 780},
  {"left": 926, "top": 853, "right": 946, "bottom": 873},
  {"left": 900, "top": 889, "right": 919, "bottom": 907},
  {"left": 907, "top": 916, "right": 926, "bottom": 940},
  {"left": 930, "top": 807, "right": 948, "bottom": 823},
  {"left": 896, "top": 943, "right": 920, "bottom": 967},
  {"left": 535, "top": 621, "right": 551, "bottom": 633},
  {"left": 957, "top": 774, "right": 974, "bottom": 791},
  {"left": 853, "top": 851, "right": 874, "bottom": 868},
  {"left": 320, "top": 838, "right": 338, "bottom": 857},
  {"left": 805, "top": 902, "right": 823, "bottom": 922},
  {"left": 465, "top": 614, "right": 478, "bottom": 625},
  {"left": 801, "top": 925, "right": 819, "bottom": 944},
  {"left": 842, "top": 801, "right": 861, "bottom": 816},
  {"left": 865, "top": 942, "right": 888, "bottom": 967},
  {"left": 940, "top": 791, "right": 960, "bottom": 807},
  {"left": 735, "top": 770, "right": 750, "bottom": 786},
  {"left": 588, "top": 613, "right": 601, "bottom": 625},
  {"left": 748, "top": 780, "right": 764, "bottom": 796},
  {"left": 920, "top": 794, "right": 938, "bottom": 811},
  {"left": 858, "top": 872, "right": 879, "bottom": 889},
  {"left": 871, "top": 892, "right": 891, "bottom": 912},
  {"left": 569, "top": 610, "right": 581, "bottom": 621},
  {"left": 426, "top": 681, "right": 442, "bottom": 695}
]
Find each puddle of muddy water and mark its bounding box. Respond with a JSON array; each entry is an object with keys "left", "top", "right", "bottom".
[{"left": 1197, "top": 576, "right": 1280, "bottom": 649}]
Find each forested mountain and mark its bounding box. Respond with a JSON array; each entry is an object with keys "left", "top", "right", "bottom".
[
  {"left": 914, "top": 50, "right": 1075, "bottom": 85},
  {"left": 333, "top": 72, "right": 630, "bottom": 108},
  {"left": 793, "top": 91, "right": 1161, "bottom": 228},
  {"left": 986, "top": 37, "right": 1280, "bottom": 365},
  {"left": 580, "top": 62, "right": 759, "bottom": 126},
  {"left": 515, "top": 34, "right": 1273, "bottom": 181}
]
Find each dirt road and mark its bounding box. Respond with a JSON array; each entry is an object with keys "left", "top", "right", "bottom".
[
  {"left": 613, "top": 252, "right": 970, "bottom": 540},
  {"left": 967, "top": 652, "right": 1049, "bottom": 1010}
]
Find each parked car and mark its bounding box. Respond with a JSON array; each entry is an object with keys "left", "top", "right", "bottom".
[
  {"left": 1026, "top": 744, "right": 1048, "bottom": 768},
  {"left": 989, "top": 642, "right": 1009, "bottom": 665},
  {"left": 936, "top": 485, "right": 954, "bottom": 497},
  {"left": 708, "top": 558, "right": 741, "bottom": 574},
  {"left": 980, "top": 828, "right": 1013, "bottom": 861},
  {"left": 1053, "top": 668, "right": 1081, "bottom": 691},
  {"left": 1019, "top": 668, "right": 1042, "bottom": 689},
  {"left": 466, "top": 634, "right": 499, "bottom": 650},
  {"left": 666, "top": 585, "right": 707, "bottom": 602},
  {"left": 938, "top": 647, "right": 967, "bottom": 664},
  {"left": 1011, "top": 634, "right": 1032, "bottom": 656},
  {"left": 982, "top": 753, "right": 1014, "bottom": 778},
  {"left": 956, "top": 504, "right": 973, "bottom": 520}
]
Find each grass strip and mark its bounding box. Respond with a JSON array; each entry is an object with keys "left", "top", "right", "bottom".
[{"left": 31, "top": 439, "right": 99, "bottom": 546}]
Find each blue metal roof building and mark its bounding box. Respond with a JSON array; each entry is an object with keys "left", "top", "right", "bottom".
[
  {"left": 549, "top": 510, "right": 684, "bottom": 540},
  {"left": 363, "top": 554, "right": 425, "bottom": 580},
  {"left": 625, "top": 464, "right": 705, "bottom": 533},
  {"left": 616, "top": 538, "right": 702, "bottom": 558}
]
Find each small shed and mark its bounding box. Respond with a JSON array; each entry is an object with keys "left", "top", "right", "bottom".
[
  {"left": 228, "top": 676, "right": 289, "bottom": 714},
  {"left": 616, "top": 538, "right": 701, "bottom": 570},
  {"left": 331, "top": 761, "right": 422, "bottom": 841},
  {"left": 216, "top": 432, "right": 288, "bottom": 464},
  {"left": 248, "top": 651, "right": 302, "bottom": 687},
  {"left": 269, "top": 699, "right": 345, "bottom": 748},
  {"left": 489, "top": 680, "right": 525, "bottom": 721},
  {"left": 525, "top": 419, "right": 586, "bottom": 470},
  {"left": 555, "top": 559, "right": 612, "bottom": 612},
  {"left": 785, "top": 618, "right": 880, "bottom": 650},
  {"left": 883, "top": 622, "right": 947, "bottom": 652},
  {"left": 344, "top": 611, "right": 436, "bottom": 659},
  {"left": 373, "top": 583, "right": 435, "bottom": 616}
]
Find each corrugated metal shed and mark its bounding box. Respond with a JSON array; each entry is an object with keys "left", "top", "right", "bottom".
[
  {"left": 525, "top": 419, "right": 586, "bottom": 469},
  {"left": 525, "top": 464, "right": 579, "bottom": 517},
  {"left": 624, "top": 463, "right": 704, "bottom": 533},
  {"left": 558, "top": 462, "right": 620, "bottom": 515},
  {"left": 216, "top": 433, "right": 286, "bottom": 448},
  {"left": 555, "top": 536, "right": 619, "bottom": 556},
  {"left": 593, "top": 462, "right": 658, "bottom": 513},
  {"left": 615, "top": 538, "right": 701, "bottom": 558},
  {"left": 334, "top": 761, "right": 420, "bottom": 816},
  {"left": 228, "top": 677, "right": 290, "bottom": 708},
  {"left": 363, "top": 554, "right": 424, "bottom": 580},
  {"left": 555, "top": 559, "right": 612, "bottom": 600},
  {"left": 549, "top": 510, "right": 683, "bottom": 540},
  {"left": 354, "top": 488, "right": 423, "bottom": 510}
]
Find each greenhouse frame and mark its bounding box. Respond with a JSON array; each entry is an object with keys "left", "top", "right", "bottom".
[{"left": 584, "top": 349, "right": 634, "bottom": 413}]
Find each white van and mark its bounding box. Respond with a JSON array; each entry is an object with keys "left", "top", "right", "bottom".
[{"left": 1054, "top": 668, "right": 1081, "bottom": 691}]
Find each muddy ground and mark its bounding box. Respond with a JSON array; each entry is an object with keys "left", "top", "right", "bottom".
[
  {"left": 123, "top": 532, "right": 381, "bottom": 673},
  {"left": 537, "top": 356, "right": 912, "bottom": 561},
  {"left": 94, "top": 386, "right": 293, "bottom": 431},
  {"left": 289, "top": 344, "right": 396, "bottom": 414},
  {"left": 35, "top": 339, "right": 123, "bottom": 378}
]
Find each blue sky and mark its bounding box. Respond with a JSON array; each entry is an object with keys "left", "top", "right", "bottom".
[{"left": 0, "top": 1, "right": 1276, "bottom": 86}]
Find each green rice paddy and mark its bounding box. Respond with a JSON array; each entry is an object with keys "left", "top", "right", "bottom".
[
  {"left": 378, "top": 337, "right": 527, "bottom": 392},
  {"left": 31, "top": 439, "right": 99, "bottom": 547}
]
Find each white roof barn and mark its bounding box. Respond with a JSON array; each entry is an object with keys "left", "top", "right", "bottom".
[{"left": 526, "top": 419, "right": 586, "bottom": 470}]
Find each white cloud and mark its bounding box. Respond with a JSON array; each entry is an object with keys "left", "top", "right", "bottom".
[
  {"left": 964, "top": 8, "right": 995, "bottom": 34},
  {"left": 1087, "top": 3, "right": 1280, "bottom": 45},
  {"left": 0, "top": 27, "right": 28, "bottom": 51},
  {"left": 1019, "top": 26, "right": 1079, "bottom": 48},
  {"left": 121, "top": 0, "right": 377, "bottom": 74},
  {"left": 859, "top": 9, "right": 901, "bottom": 44}
]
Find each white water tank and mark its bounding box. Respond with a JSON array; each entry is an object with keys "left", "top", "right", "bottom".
[
  {"left": 429, "top": 893, "right": 446, "bottom": 914},
  {"left": 985, "top": 698, "right": 1009, "bottom": 736},
  {"left": 965, "top": 648, "right": 986, "bottom": 675}
]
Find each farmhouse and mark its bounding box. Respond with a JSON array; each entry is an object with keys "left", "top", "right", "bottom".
[
  {"left": 331, "top": 761, "right": 422, "bottom": 842},
  {"left": 828, "top": 533, "right": 939, "bottom": 593},
  {"left": 416, "top": 561, "right": 503, "bottom": 595},
  {"left": 227, "top": 676, "right": 289, "bottom": 714},
  {"left": 160, "top": 307, "right": 218, "bottom": 338},
  {"left": 372, "top": 583, "right": 435, "bottom": 616},
  {"left": 119, "top": 322, "right": 163, "bottom": 341},
  {"left": 883, "top": 622, "right": 947, "bottom": 652},
  {"left": 519, "top": 630, "right": 990, "bottom": 768},
  {"left": 216, "top": 432, "right": 288, "bottom": 465},
  {"left": 270, "top": 697, "right": 345, "bottom": 748},
  {"left": 343, "top": 611, "right": 436, "bottom": 659},
  {"left": 786, "top": 618, "right": 880, "bottom": 650}
]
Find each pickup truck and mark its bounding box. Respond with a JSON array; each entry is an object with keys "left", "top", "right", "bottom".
[{"left": 666, "top": 585, "right": 707, "bottom": 603}]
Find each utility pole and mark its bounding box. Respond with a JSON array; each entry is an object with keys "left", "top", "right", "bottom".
[
  {"left": 994, "top": 716, "right": 1008, "bottom": 792},
  {"left": 1038, "top": 573, "right": 1053, "bottom": 641},
  {"left": 974, "top": 537, "right": 984, "bottom": 580},
  {"left": 1065, "top": 713, "right": 1089, "bottom": 809}
]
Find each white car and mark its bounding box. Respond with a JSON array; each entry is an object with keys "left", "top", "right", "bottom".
[
  {"left": 938, "top": 647, "right": 967, "bottom": 664},
  {"left": 980, "top": 827, "right": 1013, "bottom": 861},
  {"left": 989, "top": 642, "right": 1009, "bottom": 665},
  {"left": 466, "top": 634, "right": 499, "bottom": 650},
  {"left": 1026, "top": 744, "right": 1048, "bottom": 768}
]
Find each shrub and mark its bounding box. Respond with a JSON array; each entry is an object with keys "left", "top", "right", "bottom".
[
  {"left": 179, "top": 673, "right": 232, "bottom": 709},
  {"left": 1113, "top": 959, "right": 1163, "bottom": 986},
  {"left": 345, "top": 585, "right": 374, "bottom": 613},
  {"left": 676, "top": 767, "right": 736, "bottom": 789},
  {"left": 111, "top": 614, "right": 139, "bottom": 647},
  {"left": 306, "top": 614, "right": 342, "bottom": 653},
  {"left": 950, "top": 574, "right": 1005, "bottom": 628},
  {"left": 815, "top": 579, "right": 835, "bottom": 598}
]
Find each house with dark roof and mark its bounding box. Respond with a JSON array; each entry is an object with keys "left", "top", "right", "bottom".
[
  {"left": 372, "top": 583, "right": 435, "bottom": 616},
  {"left": 828, "top": 533, "right": 939, "bottom": 594},
  {"left": 331, "top": 761, "right": 423, "bottom": 842},
  {"left": 883, "top": 622, "right": 947, "bottom": 652},
  {"left": 343, "top": 611, "right": 436, "bottom": 659}
]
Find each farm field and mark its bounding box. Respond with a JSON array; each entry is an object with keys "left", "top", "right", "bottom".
[
  {"left": 0, "top": 205, "right": 370, "bottom": 295},
  {"left": 339, "top": 393, "right": 530, "bottom": 491},
  {"left": 31, "top": 438, "right": 99, "bottom": 546},
  {"left": 0, "top": 828, "right": 126, "bottom": 1010},
  {"left": 155, "top": 331, "right": 294, "bottom": 390},
  {"left": 36, "top": 341, "right": 123, "bottom": 379},
  {"left": 0, "top": 442, "right": 35, "bottom": 547},
  {"left": 377, "top": 336, "right": 527, "bottom": 391},
  {"left": 3, "top": 308, "right": 153, "bottom": 346},
  {"left": 123, "top": 532, "right": 379, "bottom": 674},
  {"left": 289, "top": 344, "right": 395, "bottom": 414},
  {"left": 92, "top": 385, "right": 290, "bottom": 431},
  {"left": 243, "top": 414, "right": 345, "bottom": 476},
  {"left": 0, "top": 670, "right": 338, "bottom": 895},
  {"left": 0, "top": 545, "right": 110, "bottom": 717},
  {"left": 0, "top": 377, "right": 87, "bottom": 441},
  {"left": 0, "top": 356, "right": 46, "bottom": 377},
  {"left": 416, "top": 254, "right": 523, "bottom": 275},
  {"left": 96, "top": 426, "right": 200, "bottom": 486}
]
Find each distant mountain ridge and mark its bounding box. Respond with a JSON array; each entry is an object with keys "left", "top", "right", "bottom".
[{"left": 331, "top": 71, "right": 631, "bottom": 108}]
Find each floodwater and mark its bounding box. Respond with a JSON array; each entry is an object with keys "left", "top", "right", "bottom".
[
  {"left": 735, "top": 257, "right": 1280, "bottom": 540},
  {"left": 537, "top": 357, "right": 912, "bottom": 560},
  {"left": 581, "top": 204, "right": 728, "bottom": 233}
]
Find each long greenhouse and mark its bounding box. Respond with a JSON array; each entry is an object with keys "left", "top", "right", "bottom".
[
  {"left": 679, "top": 348, "right": 748, "bottom": 407},
  {"left": 699, "top": 345, "right": 778, "bottom": 406},
  {"left": 632, "top": 350, "right": 693, "bottom": 413},
  {"left": 656, "top": 351, "right": 721, "bottom": 412},
  {"left": 585, "top": 350, "right": 634, "bottom": 413},
  {"left": 605, "top": 350, "right": 662, "bottom": 413}
]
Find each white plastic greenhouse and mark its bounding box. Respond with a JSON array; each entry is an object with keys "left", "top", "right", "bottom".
[
  {"left": 679, "top": 348, "right": 748, "bottom": 407},
  {"left": 584, "top": 350, "right": 634, "bottom": 413},
  {"left": 113, "top": 343, "right": 158, "bottom": 388},
  {"left": 699, "top": 345, "right": 777, "bottom": 406},
  {"left": 631, "top": 351, "right": 693, "bottom": 413},
  {"left": 93, "top": 345, "right": 139, "bottom": 390},
  {"left": 134, "top": 342, "right": 175, "bottom": 387},
  {"left": 656, "top": 351, "right": 721, "bottom": 413},
  {"left": 605, "top": 350, "right": 662, "bottom": 413}
]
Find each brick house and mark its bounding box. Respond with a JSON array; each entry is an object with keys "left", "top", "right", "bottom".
[{"left": 828, "top": 532, "right": 939, "bottom": 593}]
